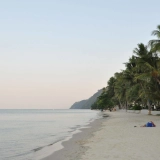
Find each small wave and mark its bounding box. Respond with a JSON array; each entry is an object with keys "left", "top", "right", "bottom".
[
  {"left": 70, "top": 127, "right": 77, "bottom": 129},
  {"left": 33, "top": 146, "right": 44, "bottom": 152},
  {"left": 70, "top": 125, "right": 81, "bottom": 130},
  {"left": 47, "top": 138, "right": 64, "bottom": 146},
  {"left": 103, "top": 114, "right": 109, "bottom": 118},
  {"left": 68, "top": 129, "right": 76, "bottom": 133},
  {"left": 33, "top": 138, "right": 64, "bottom": 152}
]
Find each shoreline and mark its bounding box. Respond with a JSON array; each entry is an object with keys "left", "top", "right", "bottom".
[
  {"left": 40, "top": 112, "right": 108, "bottom": 160},
  {"left": 41, "top": 110, "right": 160, "bottom": 160}
]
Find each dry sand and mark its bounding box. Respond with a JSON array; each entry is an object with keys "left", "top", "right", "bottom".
[
  {"left": 82, "top": 110, "right": 160, "bottom": 160},
  {"left": 42, "top": 110, "right": 160, "bottom": 160}
]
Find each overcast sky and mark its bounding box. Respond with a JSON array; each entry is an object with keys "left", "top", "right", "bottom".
[{"left": 0, "top": 0, "right": 160, "bottom": 109}]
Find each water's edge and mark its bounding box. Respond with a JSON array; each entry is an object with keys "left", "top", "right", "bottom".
[
  {"left": 0, "top": 109, "right": 103, "bottom": 160},
  {"left": 41, "top": 112, "right": 109, "bottom": 160}
]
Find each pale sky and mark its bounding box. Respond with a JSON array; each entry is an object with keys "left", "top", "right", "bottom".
[{"left": 0, "top": 0, "right": 160, "bottom": 109}]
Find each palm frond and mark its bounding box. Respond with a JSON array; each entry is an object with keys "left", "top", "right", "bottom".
[
  {"left": 151, "top": 30, "right": 160, "bottom": 38},
  {"left": 134, "top": 72, "right": 151, "bottom": 82}
]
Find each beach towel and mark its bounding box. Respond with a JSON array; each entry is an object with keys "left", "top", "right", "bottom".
[{"left": 146, "top": 122, "right": 153, "bottom": 127}]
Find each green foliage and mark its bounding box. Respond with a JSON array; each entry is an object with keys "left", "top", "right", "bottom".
[
  {"left": 91, "top": 87, "right": 116, "bottom": 110},
  {"left": 149, "top": 25, "right": 160, "bottom": 52},
  {"left": 132, "top": 105, "right": 142, "bottom": 110},
  {"left": 91, "top": 24, "right": 160, "bottom": 111},
  {"left": 91, "top": 102, "right": 98, "bottom": 110}
]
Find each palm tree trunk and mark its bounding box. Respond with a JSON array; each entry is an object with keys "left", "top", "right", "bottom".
[
  {"left": 147, "top": 100, "right": 152, "bottom": 115},
  {"left": 125, "top": 101, "right": 128, "bottom": 112},
  {"left": 118, "top": 99, "right": 122, "bottom": 109}
]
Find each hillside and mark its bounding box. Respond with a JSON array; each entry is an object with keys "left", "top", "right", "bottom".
[{"left": 70, "top": 89, "right": 103, "bottom": 109}]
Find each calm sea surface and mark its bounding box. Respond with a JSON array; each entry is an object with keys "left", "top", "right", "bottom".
[{"left": 0, "top": 109, "right": 100, "bottom": 160}]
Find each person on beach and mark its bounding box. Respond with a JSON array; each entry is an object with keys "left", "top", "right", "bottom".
[{"left": 141, "top": 121, "right": 156, "bottom": 127}]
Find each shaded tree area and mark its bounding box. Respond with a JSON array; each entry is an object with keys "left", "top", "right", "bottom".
[{"left": 91, "top": 25, "right": 160, "bottom": 114}]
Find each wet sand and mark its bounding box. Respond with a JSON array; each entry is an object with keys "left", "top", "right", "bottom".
[{"left": 41, "top": 112, "right": 107, "bottom": 160}]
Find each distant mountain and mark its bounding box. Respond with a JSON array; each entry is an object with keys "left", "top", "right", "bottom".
[{"left": 70, "top": 89, "right": 103, "bottom": 109}]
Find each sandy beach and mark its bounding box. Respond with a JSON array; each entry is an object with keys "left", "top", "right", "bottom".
[{"left": 42, "top": 110, "right": 160, "bottom": 160}]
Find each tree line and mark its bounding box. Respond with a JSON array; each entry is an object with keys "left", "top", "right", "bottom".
[{"left": 91, "top": 25, "right": 160, "bottom": 114}]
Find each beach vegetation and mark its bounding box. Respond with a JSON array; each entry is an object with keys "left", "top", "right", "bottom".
[
  {"left": 91, "top": 24, "right": 160, "bottom": 114},
  {"left": 132, "top": 105, "right": 142, "bottom": 110}
]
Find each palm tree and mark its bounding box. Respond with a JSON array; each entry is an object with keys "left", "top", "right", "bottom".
[
  {"left": 114, "top": 71, "right": 130, "bottom": 110},
  {"left": 133, "top": 43, "right": 160, "bottom": 114},
  {"left": 94, "top": 25, "right": 160, "bottom": 114},
  {"left": 148, "top": 25, "right": 160, "bottom": 52}
]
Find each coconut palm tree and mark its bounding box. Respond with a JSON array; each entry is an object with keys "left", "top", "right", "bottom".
[
  {"left": 133, "top": 43, "right": 160, "bottom": 114},
  {"left": 148, "top": 25, "right": 160, "bottom": 52},
  {"left": 92, "top": 25, "right": 160, "bottom": 113}
]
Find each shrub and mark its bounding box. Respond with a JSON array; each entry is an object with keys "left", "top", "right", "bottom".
[{"left": 132, "top": 105, "right": 142, "bottom": 110}]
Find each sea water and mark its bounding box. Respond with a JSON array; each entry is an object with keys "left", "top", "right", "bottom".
[{"left": 0, "top": 109, "right": 100, "bottom": 160}]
